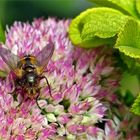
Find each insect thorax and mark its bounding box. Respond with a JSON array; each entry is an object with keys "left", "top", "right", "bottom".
[
  {"left": 17, "top": 55, "right": 38, "bottom": 86},
  {"left": 17, "top": 55, "right": 38, "bottom": 69}
]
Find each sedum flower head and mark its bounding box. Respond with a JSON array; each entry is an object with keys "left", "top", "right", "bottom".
[{"left": 0, "top": 18, "right": 139, "bottom": 140}]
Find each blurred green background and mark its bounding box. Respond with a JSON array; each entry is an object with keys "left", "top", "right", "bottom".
[{"left": 0, "top": 0, "right": 93, "bottom": 26}]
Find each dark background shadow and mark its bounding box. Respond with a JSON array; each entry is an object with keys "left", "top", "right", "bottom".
[{"left": 0, "top": 0, "right": 93, "bottom": 26}]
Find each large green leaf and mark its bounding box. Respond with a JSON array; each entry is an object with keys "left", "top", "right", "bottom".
[
  {"left": 115, "top": 19, "right": 140, "bottom": 59},
  {"left": 69, "top": 7, "right": 127, "bottom": 48},
  {"left": 89, "top": 0, "right": 139, "bottom": 18},
  {"left": 119, "top": 71, "right": 139, "bottom": 96},
  {"left": 131, "top": 93, "right": 140, "bottom": 115},
  {"left": 136, "top": 0, "right": 140, "bottom": 17},
  {"left": 120, "top": 53, "right": 140, "bottom": 74}
]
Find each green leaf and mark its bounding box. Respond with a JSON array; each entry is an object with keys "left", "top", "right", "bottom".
[
  {"left": 89, "top": 0, "right": 139, "bottom": 18},
  {"left": 0, "top": 23, "right": 5, "bottom": 43},
  {"left": 131, "top": 93, "right": 140, "bottom": 115},
  {"left": 69, "top": 7, "right": 127, "bottom": 48},
  {"left": 115, "top": 19, "right": 140, "bottom": 59},
  {"left": 136, "top": 0, "right": 140, "bottom": 17},
  {"left": 119, "top": 72, "right": 140, "bottom": 96},
  {"left": 120, "top": 53, "right": 140, "bottom": 74}
]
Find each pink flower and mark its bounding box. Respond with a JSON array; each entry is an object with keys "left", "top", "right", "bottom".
[{"left": 0, "top": 18, "right": 138, "bottom": 139}]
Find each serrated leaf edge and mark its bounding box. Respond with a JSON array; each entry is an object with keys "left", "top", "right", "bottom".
[{"left": 115, "top": 18, "right": 140, "bottom": 59}]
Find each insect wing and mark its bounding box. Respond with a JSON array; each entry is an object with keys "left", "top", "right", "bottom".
[
  {"left": 36, "top": 42, "right": 54, "bottom": 70},
  {"left": 0, "top": 46, "right": 19, "bottom": 72}
]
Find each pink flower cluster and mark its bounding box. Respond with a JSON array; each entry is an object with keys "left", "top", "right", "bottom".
[{"left": 0, "top": 18, "right": 139, "bottom": 139}]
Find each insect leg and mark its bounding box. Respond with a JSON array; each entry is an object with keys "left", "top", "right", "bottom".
[
  {"left": 35, "top": 91, "right": 47, "bottom": 115},
  {"left": 39, "top": 76, "right": 52, "bottom": 98},
  {"left": 35, "top": 91, "right": 41, "bottom": 110},
  {"left": 35, "top": 76, "right": 52, "bottom": 114}
]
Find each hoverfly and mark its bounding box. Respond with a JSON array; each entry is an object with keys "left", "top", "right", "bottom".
[{"left": 0, "top": 42, "right": 54, "bottom": 108}]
